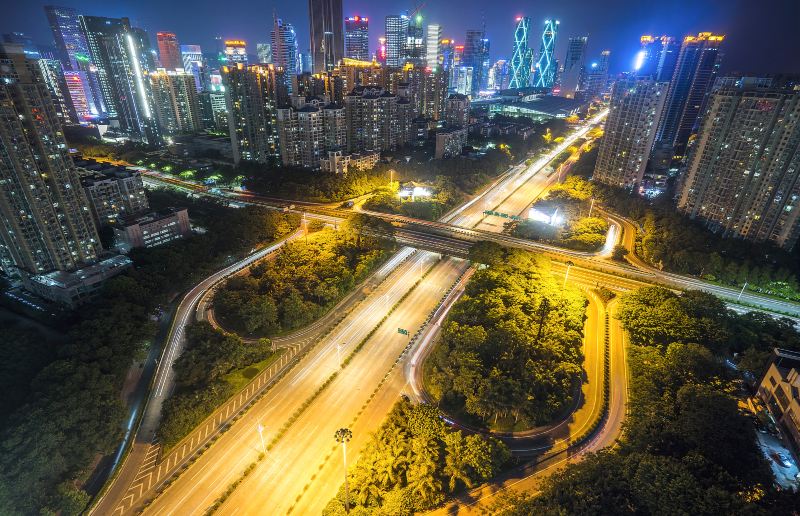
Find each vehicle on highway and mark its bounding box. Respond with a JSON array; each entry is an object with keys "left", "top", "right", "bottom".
[{"left": 772, "top": 451, "right": 793, "bottom": 468}]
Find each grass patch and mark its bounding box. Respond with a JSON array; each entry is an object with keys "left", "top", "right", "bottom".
[{"left": 222, "top": 350, "right": 285, "bottom": 392}]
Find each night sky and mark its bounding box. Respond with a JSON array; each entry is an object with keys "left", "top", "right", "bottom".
[{"left": 3, "top": 0, "right": 798, "bottom": 74}]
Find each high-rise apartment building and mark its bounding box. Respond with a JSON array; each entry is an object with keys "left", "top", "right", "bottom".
[
  {"left": 420, "top": 67, "right": 449, "bottom": 120},
  {"left": 559, "top": 36, "right": 587, "bottom": 98},
  {"left": 156, "top": 31, "right": 181, "bottom": 70},
  {"left": 80, "top": 168, "right": 149, "bottom": 226},
  {"left": 444, "top": 93, "right": 470, "bottom": 128},
  {"left": 37, "top": 58, "right": 77, "bottom": 123},
  {"left": 463, "top": 29, "right": 489, "bottom": 94},
  {"left": 344, "top": 86, "right": 401, "bottom": 152},
  {"left": 635, "top": 35, "right": 679, "bottom": 82},
  {"left": 425, "top": 24, "right": 442, "bottom": 69},
  {"left": 276, "top": 96, "right": 347, "bottom": 168},
  {"left": 180, "top": 44, "right": 205, "bottom": 91},
  {"left": 0, "top": 44, "right": 100, "bottom": 275},
  {"left": 222, "top": 63, "right": 286, "bottom": 164},
  {"left": 80, "top": 16, "right": 161, "bottom": 144},
  {"left": 593, "top": 78, "right": 668, "bottom": 188},
  {"left": 150, "top": 69, "right": 203, "bottom": 135},
  {"left": 509, "top": 16, "right": 532, "bottom": 89},
  {"left": 385, "top": 14, "right": 409, "bottom": 67},
  {"left": 309, "top": 0, "right": 344, "bottom": 73},
  {"left": 224, "top": 40, "right": 248, "bottom": 65},
  {"left": 677, "top": 78, "right": 800, "bottom": 250},
  {"left": 655, "top": 32, "right": 724, "bottom": 156},
  {"left": 344, "top": 16, "right": 369, "bottom": 61},
  {"left": 532, "top": 20, "right": 559, "bottom": 89}
]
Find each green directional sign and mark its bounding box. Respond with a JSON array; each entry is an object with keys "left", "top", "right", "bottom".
[{"left": 397, "top": 328, "right": 409, "bottom": 336}]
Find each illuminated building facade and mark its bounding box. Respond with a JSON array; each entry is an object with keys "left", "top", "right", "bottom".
[
  {"left": 582, "top": 50, "right": 610, "bottom": 99},
  {"left": 635, "top": 35, "right": 679, "bottom": 82},
  {"left": 37, "top": 58, "right": 77, "bottom": 123},
  {"left": 271, "top": 15, "right": 299, "bottom": 89},
  {"left": 156, "top": 31, "right": 181, "bottom": 70},
  {"left": 344, "top": 86, "right": 400, "bottom": 152},
  {"left": 224, "top": 40, "right": 248, "bottom": 65},
  {"left": 655, "top": 32, "right": 724, "bottom": 156},
  {"left": 376, "top": 36, "right": 387, "bottom": 64},
  {"left": 463, "top": 29, "right": 489, "bottom": 94},
  {"left": 559, "top": 36, "right": 587, "bottom": 98},
  {"left": 425, "top": 24, "right": 442, "bottom": 69},
  {"left": 405, "top": 14, "right": 425, "bottom": 66},
  {"left": 385, "top": 14, "right": 408, "bottom": 67},
  {"left": 345, "top": 16, "right": 369, "bottom": 61},
  {"left": 309, "top": 0, "right": 344, "bottom": 73},
  {"left": 532, "top": 19, "right": 559, "bottom": 89},
  {"left": 276, "top": 96, "right": 347, "bottom": 169},
  {"left": 0, "top": 44, "right": 100, "bottom": 275},
  {"left": 677, "top": 78, "right": 800, "bottom": 250},
  {"left": 444, "top": 93, "right": 470, "bottom": 128},
  {"left": 180, "top": 44, "right": 206, "bottom": 91},
  {"left": 594, "top": 78, "right": 668, "bottom": 189},
  {"left": 509, "top": 16, "right": 532, "bottom": 89},
  {"left": 150, "top": 69, "right": 203, "bottom": 135},
  {"left": 440, "top": 39, "right": 455, "bottom": 71},
  {"left": 257, "top": 43, "right": 272, "bottom": 64}
]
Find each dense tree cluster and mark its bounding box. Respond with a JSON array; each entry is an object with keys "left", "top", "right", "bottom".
[
  {"left": 514, "top": 177, "right": 609, "bottom": 251},
  {"left": 157, "top": 322, "right": 272, "bottom": 448},
  {"left": 494, "top": 286, "right": 800, "bottom": 515},
  {"left": 0, "top": 194, "right": 298, "bottom": 514},
  {"left": 323, "top": 397, "right": 510, "bottom": 515},
  {"left": 363, "top": 176, "right": 462, "bottom": 221},
  {"left": 568, "top": 147, "right": 800, "bottom": 300},
  {"left": 427, "top": 246, "right": 586, "bottom": 429},
  {"left": 215, "top": 220, "right": 392, "bottom": 337}
]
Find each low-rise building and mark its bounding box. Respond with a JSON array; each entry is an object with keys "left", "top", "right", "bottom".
[
  {"left": 22, "top": 255, "right": 132, "bottom": 307},
  {"left": 115, "top": 208, "right": 191, "bottom": 250},
  {"left": 758, "top": 348, "right": 800, "bottom": 454},
  {"left": 319, "top": 150, "right": 379, "bottom": 175},
  {"left": 435, "top": 127, "right": 468, "bottom": 159}
]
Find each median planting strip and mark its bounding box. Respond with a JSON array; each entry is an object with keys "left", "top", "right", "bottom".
[
  {"left": 130, "top": 249, "right": 421, "bottom": 514},
  {"left": 204, "top": 256, "right": 455, "bottom": 514}
]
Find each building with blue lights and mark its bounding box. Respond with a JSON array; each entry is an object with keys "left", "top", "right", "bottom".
[
  {"left": 532, "top": 19, "right": 559, "bottom": 90},
  {"left": 509, "top": 16, "right": 532, "bottom": 89}
]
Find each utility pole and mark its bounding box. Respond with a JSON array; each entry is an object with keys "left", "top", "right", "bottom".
[
  {"left": 334, "top": 428, "right": 353, "bottom": 513},
  {"left": 737, "top": 281, "right": 748, "bottom": 302},
  {"left": 564, "top": 260, "right": 574, "bottom": 287}
]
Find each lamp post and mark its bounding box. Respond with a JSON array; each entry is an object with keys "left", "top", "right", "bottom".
[
  {"left": 257, "top": 424, "right": 266, "bottom": 454},
  {"left": 302, "top": 212, "right": 308, "bottom": 244},
  {"left": 564, "top": 260, "right": 574, "bottom": 287},
  {"left": 737, "top": 281, "right": 748, "bottom": 302},
  {"left": 334, "top": 428, "right": 353, "bottom": 513}
]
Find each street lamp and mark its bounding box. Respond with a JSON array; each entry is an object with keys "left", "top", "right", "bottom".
[
  {"left": 334, "top": 427, "right": 353, "bottom": 513},
  {"left": 588, "top": 198, "right": 595, "bottom": 218},
  {"left": 564, "top": 260, "right": 574, "bottom": 287},
  {"left": 257, "top": 423, "right": 266, "bottom": 454}
]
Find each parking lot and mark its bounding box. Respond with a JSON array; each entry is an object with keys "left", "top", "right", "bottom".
[{"left": 756, "top": 429, "right": 799, "bottom": 490}]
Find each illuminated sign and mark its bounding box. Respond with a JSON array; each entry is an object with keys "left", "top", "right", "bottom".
[{"left": 224, "top": 40, "right": 246, "bottom": 47}]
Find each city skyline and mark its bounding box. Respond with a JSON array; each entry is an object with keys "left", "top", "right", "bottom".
[{"left": 3, "top": 0, "right": 798, "bottom": 75}]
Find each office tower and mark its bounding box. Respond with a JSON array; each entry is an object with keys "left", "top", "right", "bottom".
[
  {"left": 344, "top": 86, "right": 400, "bottom": 152},
  {"left": 655, "top": 32, "right": 724, "bottom": 156},
  {"left": 222, "top": 63, "right": 286, "bottom": 164},
  {"left": 224, "top": 40, "right": 248, "bottom": 64},
  {"left": 257, "top": 43, "right": 273, "bottom": 64},
  {"left": 150, "top": 69, "right": 203, "bottom": 134},
  {"left": 445, "top": 93, "right": 469, "bottom": 127},
  {"left": 0, "top": 44, "right": 100, "bottom": 275},
  {"left": 45, "top": 5, "right": 106, "bottom": 117},
  {"left": 532, "top": 20, "right": 559, "bottom": 89},
  {"left": 276, "top": 96, "right": 346, "bottom": 168},
  {"left": 309, "top": 0, "right": 344, "bottom": 73},
  {"left": 582, "top": 50, "right": 610, "bottom": 99},
  {"left": 677, "top": 78, "right": 800, "bottom": 250},
  {"left": 426, "top": 24, "right": 442, "bottom": 69},
  {"left": 299, "top": 52, "right": 313, "bottom": 74},
  {"left": 405, "top": 13, "right": 425, "bottom": 66},
  {"left": 376, "top": 36, "right": 387, "bottom": 64},
  {"left": 560, "top": 36, "right": 587, "bottom": 98},
  {"left": 156, "top": 31, "right": 181, "bottom": 70},
  {"left": 271, "top": 15, "right": 299, "bottom": 86},
  {"left": 635, "top": 35, "right": 679, "bottom": 82},
  {"left": 80, "top": 16, "right": 161, "bottom": 144},
  {"left": 452, "top": 66, "right": 473, "bottom": 96},
  {"left": 462, "top": 29, "right": 489, "bottom": 94},
  {"left": 440, "top": 39, "right": 455, "bottom": 71},
  {"left": 385, "top": 14, "right": 409, "bottom": 67},
  {"left": 180, "top": 44, "right": 205, "bottom": 91},
  {"left": 509, "top": 16, "right": 532, "bottom": 89},
  {"left": 487, "top": 59, "right": 509, "bottom": 90},
  {"left": 593, "top": 78, "right": 668, "bottom": 189},
  {"left": 345, "top": 16, "right": 369, "bottom": 61}
]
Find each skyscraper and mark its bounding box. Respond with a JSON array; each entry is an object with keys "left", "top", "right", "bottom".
[
  {"left": 376, "top": 36, "right": 387, "bottom": 64},
  {"left": 0, "top": 44, "right": 100, "bottom": 275},
  {"left": 257, "top": 43, "right": 273, "bottom": 64},
  {"left": 344, "top": 16, "right": 369, "bottom": 61},
  {"left": 35, "top": 58, "right": 76, "bottom": 123},
  {"left": 156, "top": 31, "right": 181, "bottom": 70},
  {"left": 635, "top": 35, "right": 679, "bottom": 82},
  {"left": 440, "top": 39, "right": 455, "bottom": 71},
  {"left": 582, "top": 50, "right": 610, "bottom": 99},
  {"left": 532, "top": 20, "right": 559, "bottom": 89},
  {"left": 593, "top": 78, "right": 668, "bottom": 189},
  {"left": 404, "top": 13, "right": 425, "bottom": 66},
  {"left": 654, "top": 32, "right": 724, "bottom": 156},
  {"left": 80, "top": 16, "right": 161, "bottom": 144},
  {"left": 222, "top": 63, "right": 286, "bottom": 164},
  {"left": 344, "top": 86, "right": 400, "bottom": 152},
  {"left": 180, "top": 44, "right": 205, "bottom": 91},
  {"left": 224, "top": 40, "right": 248, "bottom": 64},
  {"left": 463, "top": 29, "right": 489, "bottom": 94},
  {"left": 509, "top": 16, "right": 532, "bottom": 89},
  {"left": 559, "top": 36, "right": 587, "bottom": 98},
  {"left": 385, "top": 14, "right": 409, "bottom": 67},
  {"left": 677, "top": 78, "right": 800, "bottom": 250},
  {"left": 309, "top": 0, "right": 344, "bottom": 73},
  {"left": 425, "top": 24, "right": 442, "bottom": 69},
  {"left": 271, "top": 15, "right": 299, "bottom": 84}
]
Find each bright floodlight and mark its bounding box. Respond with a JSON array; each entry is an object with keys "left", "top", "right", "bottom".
[
  {"left": 634, "top": 50, "right": 646, "bottom": 71},
  {"left": 412, "top": 186, "right": 430, "bottom": 197}
]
